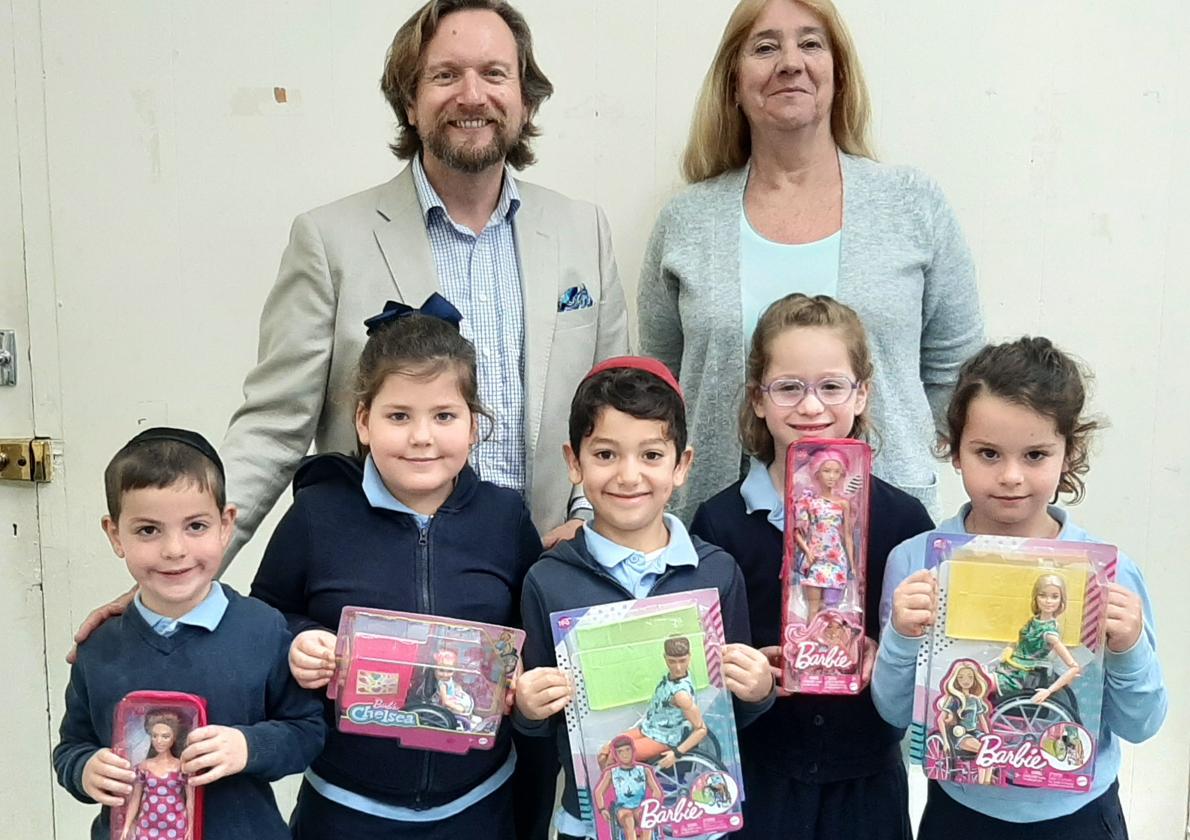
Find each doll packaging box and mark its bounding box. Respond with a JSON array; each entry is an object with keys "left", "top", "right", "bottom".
[
  {"left": 910, "top": 533, "right": 1116, "bottom": 792},
  {"left": 551, "top": 589, "right": 745, "bottom": 840},
  {"left": 781, "top": 438, "right": 872, "bottom": 694},
  {"left": 110, "top": 690, "right": 207, "bottom": 840},
  {"left": 327, "top": 606, "right": 524, "bottom": 754}
]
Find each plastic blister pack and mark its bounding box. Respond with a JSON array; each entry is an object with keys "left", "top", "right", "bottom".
[
  {"left": 552, "top": 589, "right": 744, "bottom": 839},
  {"left": 328, "top": 607, "right": 523, "bottom": 754},
  {"left": 110, "top": 690, "right": 207, "bottom": 840},
  {"left": 781, "top": 438, "right": 871, "bottom": 693},
  {"left": 910, "top": 533, "right": 1116, "bottom": 791}
]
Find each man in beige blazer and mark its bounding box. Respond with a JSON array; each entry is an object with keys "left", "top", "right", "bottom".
[
  {"left": 219, "top": 0, "right": 626, "bottom": 563},
  {"left": 71, "top": 2, "right": 623, "bottom": 839},
  {"left": 69, "top": 1, "right": 626, "bottom": 659}
]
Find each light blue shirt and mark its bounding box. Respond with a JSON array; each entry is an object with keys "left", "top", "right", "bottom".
[
  {"left": 362, "top": 453, "right": 432, "bottom": 528},
  {"left": 583, "top": 514, "right": 700, "bottom": 598},
  {"left": 134, "top": 581, "right": 228, "bottom": 637},
  {"left": 739, "top": 456, "right": 784, "bottom": 532},
  {"left": 411, "top": 155, "right": 526, "bottom": 494},
  {"left": 871, "top": 504, "right": 1167, "bottom": 823},
  {"left": 739, "top": 205, "right": 840, "bottom": 344}
]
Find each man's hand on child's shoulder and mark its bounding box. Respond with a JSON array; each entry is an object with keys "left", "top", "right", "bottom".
[
  {"left": 721, "top": 643, "right": 774, "bottom": 703},
  {"left": 891, "top": 569, "right": 938, "bottom": 638},
  {"left": 67, "top": 586, "right": 137, "bottom": 664},
  {"left": 1104, "top": 583, "right": 1144, "bottom": 653},
  {"left": 82, "top": 748, "right": 136, "bottom": 806},
  {"left": 514, "top": 666, "right": 572, "bottom": 720},
  {"left": 181, "top": 725, "right": 248, "bottom": 786},
  {"left": 289, "top": 629, "right": 336, "bottom": 690}
]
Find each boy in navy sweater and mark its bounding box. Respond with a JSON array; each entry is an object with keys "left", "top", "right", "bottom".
[
  {"left": 514, "top": 357, "right": 777, "bottom": 840},
  {"left": 53, "top": 428, "right": 325, "bottom": 839}
]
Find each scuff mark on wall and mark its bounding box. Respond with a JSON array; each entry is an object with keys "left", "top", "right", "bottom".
[
  {"left": 230, "top": 87, "right": 301, "bottom": 116},
  {"left": 130, "top": 89, "right": 161, "bottom": 181}
]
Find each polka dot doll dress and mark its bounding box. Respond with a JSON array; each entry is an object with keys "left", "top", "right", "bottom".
[{"left": 131, "top": 767, "right": 189, "bottom": 839}]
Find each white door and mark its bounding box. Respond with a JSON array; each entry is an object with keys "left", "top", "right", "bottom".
[
  {"left": 7, "top": 1, "right": 406, "bottom": 834},
  {"left": 1, "top": 0, "right": 56, "bottom": 835}
]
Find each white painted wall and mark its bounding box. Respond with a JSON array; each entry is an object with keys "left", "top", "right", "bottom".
[{"left": 6, "top": 0, "right": 1187, "bottom": 837}]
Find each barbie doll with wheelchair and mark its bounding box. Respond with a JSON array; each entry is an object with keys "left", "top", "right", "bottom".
[{"left": 913, "top": 534, "right": 1114, "bottom": 791}]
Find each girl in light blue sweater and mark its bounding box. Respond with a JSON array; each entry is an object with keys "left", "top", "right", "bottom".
[{"left": 871, "top": 337, "right": 1166, "bottom": 839}]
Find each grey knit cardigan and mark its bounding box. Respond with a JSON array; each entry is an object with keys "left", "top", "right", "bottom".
[{"left": 638, "top": 152, "right": 984, "bottom": 522}]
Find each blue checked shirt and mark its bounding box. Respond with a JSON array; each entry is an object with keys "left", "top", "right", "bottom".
[{"left": 412, "top": 156, "right": 526, "bottom": 493}]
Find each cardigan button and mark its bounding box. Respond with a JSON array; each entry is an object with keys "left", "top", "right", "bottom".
[
  {"left": 813, "top": 714, "right": 825, "bottom": 726},
  {"left": 808, "top": 762, "right": 819, "bottom": 775}
]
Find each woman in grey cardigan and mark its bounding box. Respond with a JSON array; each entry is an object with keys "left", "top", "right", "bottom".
[{"left": 639, "top": 0, "right": 983, "bottom": 521}]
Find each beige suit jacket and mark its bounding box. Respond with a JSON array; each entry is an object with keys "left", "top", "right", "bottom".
[{"left": 221, "top": 165, "right": 628, "bottom": 563}]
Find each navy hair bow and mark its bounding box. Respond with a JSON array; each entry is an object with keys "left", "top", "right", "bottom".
[{"left": 364, "top": 293, "right": 463, "bottom": 336}]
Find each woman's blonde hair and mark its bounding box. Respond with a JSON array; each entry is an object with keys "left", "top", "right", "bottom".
[
  {"left": 740, "top": 293, "right": 873, "bottom": 463},
  {"left": 682, "top": 0, "right": 874, "bottom": 183}
]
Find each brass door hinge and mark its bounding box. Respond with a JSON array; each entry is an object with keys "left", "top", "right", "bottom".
[{"left": 0, "top": 438, "right": 54, "bottom": 482}]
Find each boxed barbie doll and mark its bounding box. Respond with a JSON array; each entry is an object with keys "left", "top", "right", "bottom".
[
  {"left": 327, "top": 607, "right": 523, "bottom": 754},
  {"left": 781, "top": 438, "right": 871, "bottom": 693},
  {"left": 910, "top": 533, "right": 1116, "bottom": 791},
  {"left": 110, "top": 690, "right": 207, "bottom": 840},
  {"left": 552, "top": 589, "right": 744, "bottom": 840}
]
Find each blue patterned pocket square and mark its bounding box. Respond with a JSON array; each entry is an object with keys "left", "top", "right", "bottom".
[{"left": 558, "top": 284, "right": 594, "bottom": 312}]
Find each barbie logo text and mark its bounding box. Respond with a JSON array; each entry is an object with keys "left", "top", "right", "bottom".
[
  {"left": 638, "top": 795, "right": 706, "bottom": 828},
  {"left": 791, "top": 641, "right": 854, "bottom": 670},
  {"left": 974, "top": 735, "right": 1047, "bottom": 771},
  {"left": 346, "top": 702, "right": 416, "bottom": 727}
]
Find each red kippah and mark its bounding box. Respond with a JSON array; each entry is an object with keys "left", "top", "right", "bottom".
[{"left": 583, "top": 356, "right": 684, "bottom": 402}]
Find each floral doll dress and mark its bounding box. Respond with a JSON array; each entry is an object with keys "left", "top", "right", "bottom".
[{"left": 795, "top": 490, "right": 849, "bottom": 590}]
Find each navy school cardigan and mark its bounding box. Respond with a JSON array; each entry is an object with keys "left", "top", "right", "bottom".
[{"left": 690, "top": 474, "right": 933, "bottom": 783}]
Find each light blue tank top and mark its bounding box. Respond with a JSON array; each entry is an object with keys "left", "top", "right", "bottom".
[{"left": 739, "top": 208, "right": 841, "bottom": 344}]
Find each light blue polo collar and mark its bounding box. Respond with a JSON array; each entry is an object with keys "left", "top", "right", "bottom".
[
  {"left": 740, "top": 456, "right": 784, "bottom": 531},
  {"left": 362, "top": 455, "right": 432, "bottom": 527},
  {"left": 134, "top": 581, "right": 228, "bottom": 637},
  {"left": 584, "top": 513, "right": 700, "bottom": 590}
]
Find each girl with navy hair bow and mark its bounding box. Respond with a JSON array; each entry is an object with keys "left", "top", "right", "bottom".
[{"left": 251, "top": 294, "right": 544, "bottom": 840}]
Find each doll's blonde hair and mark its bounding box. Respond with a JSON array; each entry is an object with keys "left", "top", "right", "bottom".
[
  {"left": 1031, "top": 573, "right": 1067, "bottom": 617},
  {"left": 940, "top": 659, "right": 991, "bottom": 705}
]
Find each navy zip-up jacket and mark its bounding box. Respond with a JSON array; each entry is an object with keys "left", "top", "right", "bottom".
[
  {"left": 249, "top": 453, "right": 542, "bottom": 808},
  {"left": 691, "top": 475, "right": 932, "bottom": 783},
  {"left": 515, "top": 529, "right": 776, "bottom": 821}
]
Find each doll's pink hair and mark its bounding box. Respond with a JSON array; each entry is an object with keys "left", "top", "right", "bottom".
[
  {"left": 809, "top": 448, "right": 849, "bottom": 478},
  {"left": 434, "top": 649, "right": 458, "bottom": 666}
]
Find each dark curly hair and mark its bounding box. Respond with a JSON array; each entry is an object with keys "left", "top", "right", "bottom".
[{"left": 940, "top": 336, "right": 1102, "bottom": 503}]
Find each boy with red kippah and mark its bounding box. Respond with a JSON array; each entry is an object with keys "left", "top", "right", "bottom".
[{"left": 513, "top": 357, "right": 776, "bottom": 840}]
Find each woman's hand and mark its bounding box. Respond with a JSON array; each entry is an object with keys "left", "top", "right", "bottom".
[{"left": 289, "top": 629, "right": 336, "bottom": 689}]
